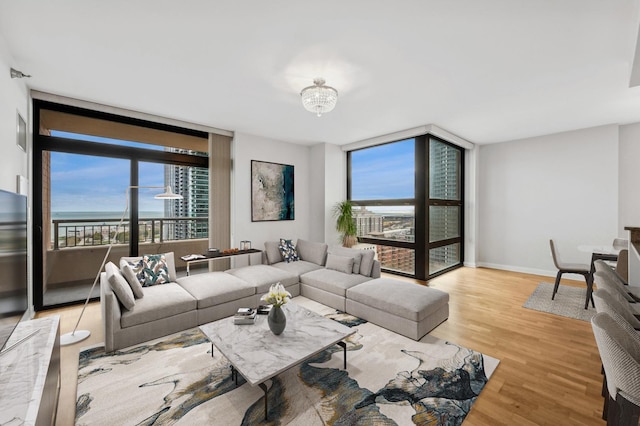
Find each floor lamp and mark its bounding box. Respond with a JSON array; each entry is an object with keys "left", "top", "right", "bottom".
[{"left": 60, "top": 185, "right": 183, "bottom": 346}]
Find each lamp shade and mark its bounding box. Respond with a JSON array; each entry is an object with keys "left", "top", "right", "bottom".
[
  {"left": 154, "top": 186, "right": 182, "bottom": 199},
  {"left": 300, "top": 78, "right": 338, "bottom": 117}
]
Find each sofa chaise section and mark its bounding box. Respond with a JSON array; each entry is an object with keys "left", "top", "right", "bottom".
[
  {"left": 102, "top": 277, "right": 198, "bottom": 352},
  {"left": 346, "top": 278, "right": 449, "bottom": 341}
]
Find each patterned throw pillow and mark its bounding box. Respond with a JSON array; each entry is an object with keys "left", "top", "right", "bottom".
[
  {"left": 127, "top": 254, "right": 170, "bottom": 287},
  {"left": 278, "top": 238, "right": 299, "bottom": 263}
]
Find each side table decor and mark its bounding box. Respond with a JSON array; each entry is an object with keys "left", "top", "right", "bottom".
[{"left": 261, "top": 282, "right": 292, "bottom": 335}]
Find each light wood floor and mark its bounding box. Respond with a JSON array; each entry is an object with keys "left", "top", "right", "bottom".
[{"left": 37, "top": 267, "right": 605, "bottom": 425}]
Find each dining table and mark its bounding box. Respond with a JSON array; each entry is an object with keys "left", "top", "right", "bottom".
[{"left": 577, "top": 244, "right": 620, "bottom": 287}]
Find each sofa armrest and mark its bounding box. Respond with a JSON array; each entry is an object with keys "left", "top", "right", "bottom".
[
  {"left": 100, "top": 271, "right": 122, "bottom": 352},
  {"left": 370, "top": 260, "right": 381, "bottom": 279}
]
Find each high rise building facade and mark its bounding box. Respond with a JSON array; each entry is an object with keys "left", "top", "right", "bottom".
[{"left": 165, "top": 148, "right": 209, "bottom": 239}]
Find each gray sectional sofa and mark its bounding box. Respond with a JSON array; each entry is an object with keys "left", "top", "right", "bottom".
[{"left": 101, "top": 239, "right": 448, "bottom": 352}]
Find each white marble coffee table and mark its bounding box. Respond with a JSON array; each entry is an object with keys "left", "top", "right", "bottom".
[{"left": 199, "top": 302, "right": 355, "bottom": 420}]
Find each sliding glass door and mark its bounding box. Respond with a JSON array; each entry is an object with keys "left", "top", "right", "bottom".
[{"left": 33, "top": 100, "right": 209, "bottom": 310}]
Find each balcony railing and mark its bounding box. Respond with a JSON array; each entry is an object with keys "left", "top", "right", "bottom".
[{"left": 52, "top": 217, "right": 208, "bottom": 250}]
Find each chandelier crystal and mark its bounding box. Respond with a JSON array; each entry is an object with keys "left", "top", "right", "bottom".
[{"left": 300, "top": 78, "right": 338, "bottom": 117}]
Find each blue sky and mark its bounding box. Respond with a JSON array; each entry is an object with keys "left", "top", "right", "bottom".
[
  {"left": 50, "top": 132, "right": 415, "bottom": 214},
  {"left": 351, "top": 138, "right": 415, "bottom": 200},
  {"left": 50, "top": 131, "right": 166, "bottom": 213}
]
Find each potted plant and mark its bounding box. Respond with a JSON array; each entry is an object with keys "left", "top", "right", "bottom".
[{"left": 333, "top": 200, "right": 358, "bottom": 248}]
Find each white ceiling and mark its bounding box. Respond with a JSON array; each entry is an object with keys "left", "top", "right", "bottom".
[{"left": 1, "top": 1, "right": 640, "bottom": 146}]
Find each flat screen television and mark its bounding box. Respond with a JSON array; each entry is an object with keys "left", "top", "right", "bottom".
[{"left": 0, "top": 189, "right": 28, "bottom": 353}]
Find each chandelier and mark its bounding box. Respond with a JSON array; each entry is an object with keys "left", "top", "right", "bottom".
[{"left": 300, "top": 78, "right": 338, "bottom": 117}]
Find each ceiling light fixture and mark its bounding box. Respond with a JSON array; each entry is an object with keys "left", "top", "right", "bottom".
[{"left": 300, "top": 78, "right": 338, "bottom": 117}]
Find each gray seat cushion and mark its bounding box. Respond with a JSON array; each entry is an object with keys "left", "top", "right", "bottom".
[
  {"left": 176, "top": 272, "right": 255, "bottom": 309},
  {"left": 226, "top": 264, "right": 298, "bottom": 293},
  {"left": 347, "top": 278, "right": 449, "bottom": 322},
  {"left": 301, "top": 268, "right": 370, "bottom": 297},
  {"left": 120, "top": 283, "right": 197, "bottom": 328},
  {"left": 271, "top": 260, "right": 323, "bottom": 278}
]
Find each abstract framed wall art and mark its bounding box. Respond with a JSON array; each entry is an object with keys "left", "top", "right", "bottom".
[{"left": 251, "top": 160, "right": 294, "bottom": 221}]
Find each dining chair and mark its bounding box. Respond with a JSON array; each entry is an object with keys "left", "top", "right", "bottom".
[
  {"left": 594, "top": 272, "right": 637, "bottom": 311},
  {"left": 550, "top": 239, "right": 592, "bottom": 309},
  {"left": 595, "top": 259, "right": 637, "bottom": 301},
  {"left": 616, "top": 249, "right": 629, "bottom": 284},
  {"left": 613, "top": 238, "right": 629, "bottom": 251},
  {"left": 591, "top": 312, "right": 640, "bottom": 425},
  {"left": 593, "top": 289, "right": 640, "bottom": 331}
]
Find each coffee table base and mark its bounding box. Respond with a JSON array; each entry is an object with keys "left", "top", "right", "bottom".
[{"left": 228, "top": 341, "right": 349, "bottom": 421}]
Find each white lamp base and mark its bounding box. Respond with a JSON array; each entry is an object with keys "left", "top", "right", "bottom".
[{"left": 60, "top": 330, "right": 91, "bottom": 346}]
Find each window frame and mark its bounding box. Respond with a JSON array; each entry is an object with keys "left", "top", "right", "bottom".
[
  {"left": 347, "top": 133, "right": 464, "bottom": 280},
  {"left": 32, "top": 99, "right": 209, "bottom": 310}
]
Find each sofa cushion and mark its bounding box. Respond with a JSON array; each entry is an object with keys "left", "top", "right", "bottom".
[
  {"left": 359, "top": 250, "right": 376, "bottom": 277},
  {"left": 226, "top": 264, "right": 298, "bottom": 293},
  {"left": 271, "top": 260, "right": 323, "bottom": 277},
  {"left": 328, "top": 246, "right": 364, "bottom": 274},
  {"left": 325, "top": 254, "right": 354, "bottom": 275},
  {"left": 120, "top": 263, "right": 144, "bottom": 298},
  {"left": 264, "top": 241, "right": 283, "bottom": 265},
  {"left": 328, "top": 245, "right": 375, "bottom": 276},
  {"left": 278, "top": 238, "right": 299, "bottom": 263},
  {"left": 140, "top": 254, "right": 171, "bottom": 286},
  {"left": 176, "top": 272, "right": 255, "bottom": 309},
  {"left": 105, "top": 261, "right": 135, "bottom": 311},
  {"left": 120, "top": 283, "right": 197, "bottom": 328},
  {"left": 300, "top": 268, "right": 370, "bottom": 297},
  {"left": 296, "top": 239, "right": 328, "bottom": 266},
  {"left": 347, "top": 278, "right": 449, "bottom": 322}
]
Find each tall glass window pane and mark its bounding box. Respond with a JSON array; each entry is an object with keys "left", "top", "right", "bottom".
[
  {"left": 142, "top": 160, "right": 209, "bottom": 241},
  {"left": 429, "top": 139, "right": 460, "bottom": 200},
  {"left": 45, "top": 152, "right": 130, "bottom": 306},
  {"left": 353, "top": 205, "right": 414, "bottom": 242},
  {"left": 429, "top": 206, "right": 460, "bottom": 242},
  {"left": 375, "top": 245, "right": 415, "bottom": 275},
  {"left": 429, "top": 243, "right": 460, "bottom": 275},
  {"left": 351, "top": 139, "right": 415, "bottom": 200}
]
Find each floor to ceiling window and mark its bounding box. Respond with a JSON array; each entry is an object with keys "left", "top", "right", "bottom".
[
  {"left": 348, "top": 134, "right": 464, "bottom": 280},
  {"left": 33, "top": 100, "right": 209, "bottom": 310}
]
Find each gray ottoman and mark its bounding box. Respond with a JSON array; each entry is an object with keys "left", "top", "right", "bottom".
[{"left": 346, "top": 278, "right": 449, "bottom": 340}]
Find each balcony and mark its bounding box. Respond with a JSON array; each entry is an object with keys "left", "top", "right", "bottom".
[{"left": 43, "top": 217, "right": 212, "bottom": 306}]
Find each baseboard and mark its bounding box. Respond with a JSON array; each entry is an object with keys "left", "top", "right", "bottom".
[{"left": 475, "top": 262, "right": 586, "bottom": 282}]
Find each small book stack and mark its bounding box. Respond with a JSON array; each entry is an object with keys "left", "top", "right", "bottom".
[
  {"left": 180, "top": 254, "right": 206, "bottom": 261},
  {"left": 257, "top": 305, "right": 272, "bottom": 315},
  {"left": 233, "top": 307, "right": 257, "bottom": 325}
]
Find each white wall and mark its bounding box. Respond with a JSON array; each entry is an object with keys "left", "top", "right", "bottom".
[
  {"left": 0, "top": 35, "right": 31, "bottom": 316},
  {"left": 619, "top": 122, "right": 640, "bottom": 234},
  {"left": 477, "top": 124, "right": 619, "bottom": 277},
  {"left": 232, "top": 132, "right": 312, "bottom": 251},
  {"left": 309, "top": 143, "right": 344, "bottom": 245},
  {"left": 0, "top": 36, "right": 29, "bottom": 192}
]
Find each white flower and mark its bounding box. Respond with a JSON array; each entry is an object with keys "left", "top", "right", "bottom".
[{"left": 260, "top": 282, "right": 292, "bottom": 307}]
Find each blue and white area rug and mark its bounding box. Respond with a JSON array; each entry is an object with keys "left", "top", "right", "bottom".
[{"left": 76, "top": 298, "right": 499, "bottom": 425}]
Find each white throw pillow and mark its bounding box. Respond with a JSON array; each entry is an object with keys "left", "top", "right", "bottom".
[
  {"left": 105, "top": 261, "right": 135, "bottom": 311},
  {"left": 120, "top": 263, "right": 144, "bottom": 298},
  {"left": 325, "top": 254, "right": 354, "bottom": 275},
  {"left": 328, "top": 246, "right": 363, "bottom": 274}
]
